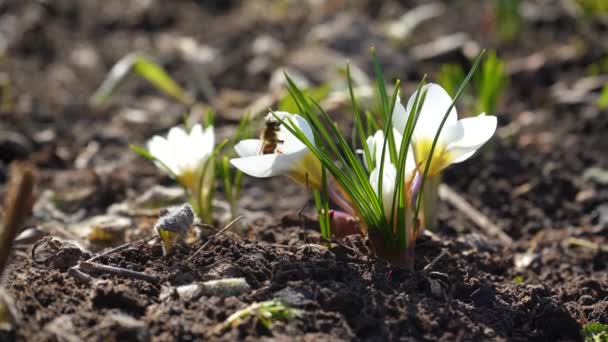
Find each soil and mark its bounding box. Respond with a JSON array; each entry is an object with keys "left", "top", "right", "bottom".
[{"left": 1, "top": 0, "right": 607, "bottom": 341}]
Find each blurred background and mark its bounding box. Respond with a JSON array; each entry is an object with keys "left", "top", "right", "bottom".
[{"left": 0, "top": 0, "right": 607, "bottom": 236}]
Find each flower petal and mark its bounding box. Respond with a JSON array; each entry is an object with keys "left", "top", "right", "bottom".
[
  {"left": 276, "top": 112, "right": 313, "bottom": 154},
  {"left": 447, "top": 115, "right": 497, "bottom": 163},
  {"left": 147, "top": 136, "right": 178, "bottom": 174},
  {"left": 366, "top": 130, "right": 385, "bottom": 169},
  {"left": 230, "top": 154, "right": 284, "bottom": 178},
  {"left": 230, "top": 153, "right": 295, "bottom": 178},
  {"left": 391, "top": 91, "right": 409, "bottom": 133},
  {"left": 234, "top": 139, "right": 262, "bottom": 157},
  {"left": 408, "top": 83, "right": 458, "bottom": 142},
  {"left": 370, "top": 163, "right": 397, "bottom": 219}
]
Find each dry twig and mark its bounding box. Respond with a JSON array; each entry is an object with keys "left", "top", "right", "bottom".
[
  {"left": 79, "top": 261, "right": 160, "bottom": 284},
  {"left": 438, "top": 183, "right": 513, "bottom": 245},
  {"left": 187, "top": 216, "right": 243, "bottom": 262},
  {"left": 0, "top": 162, "right": 36, "bottom": 277},
  {"left": 422, "top": 249, "right": 448, "bottom": 273}
]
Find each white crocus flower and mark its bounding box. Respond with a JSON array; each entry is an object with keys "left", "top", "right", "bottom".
[
  {"left": 392, "top": 83, "right": 497, "bottom": 176},
  {"left": 147, "top": 124, "right": 215, "bottom": 189},
  {"left": 230, "top": 112, "right": 322, "bottom": 190},
  {"left": 367, "top": 129, "right": 417, "bottom": 220}
]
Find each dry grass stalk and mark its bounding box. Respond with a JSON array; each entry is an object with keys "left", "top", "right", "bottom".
[{"left": 0, "top": 162, "right": 36, "bottom": 278}]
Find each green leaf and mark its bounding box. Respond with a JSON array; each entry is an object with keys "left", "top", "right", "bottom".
[
  {"left": 132, "top": 55, "right": 191, "bottom": 105},
  {"left": 475, "top": 51, "right": 508, "bottom": 115},
  {"left": 278, "top": 84, "right": 331, "bottom": 113},
  {"left": 583, "top": 322, "right": 608, "bottom": 342},
  {"left": 91, "top": 54, "right": 191, "bottom": 106},
  {"left": 438, "top": 63, "right": 465, "bottom": 98},
  {"left": 512, "top": 275, "right": 524, "bottom": 284}
]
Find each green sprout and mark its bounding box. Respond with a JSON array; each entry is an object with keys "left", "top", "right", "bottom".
[
  {"left": 90, "top": 53, "right": 193, "bottom": 107},
  {"left": 438, "top": 64, "right": 465, "bottom": 98},
  {"left": 438, "top": 51, "right": 508, "bottom": 116},
  {"left": 583, "top": 322, "right": 608, "bottom": 342},
  {"left": 213, "top": 300, "right": 300, "bottom": 334},
  {"left": 475, "top": 51, "right": 508, "bottom": 115}
]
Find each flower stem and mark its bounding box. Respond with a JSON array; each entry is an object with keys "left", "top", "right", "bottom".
[{"left": 422, "top": 173, "right": 441, "bottom": 230}]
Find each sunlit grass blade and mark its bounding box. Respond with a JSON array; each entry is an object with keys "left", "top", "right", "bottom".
[
  {"left": 279, "top": 84, "right": 331, "bottom": 113},
  {"left": 91, "top": 53, "right": 191, "bottom": 106},
  {"left": 475, "top": 51, "right": 508, "bottom": 114},
  {"left": 347, "top": 64, "right": 373, "bottom": 171}
]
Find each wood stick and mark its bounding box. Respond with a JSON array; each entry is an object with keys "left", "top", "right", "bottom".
[
  {"left": 68, "top": 267, "right": 96, "bottom": 285},
  {"left": 438, "top": 183, "right": 513, "bottom": 245},
  {"left": 422, "top": 249, "right": 448, "bottom": 272},
  {"left": 79, "top": 261, "right": 160, "bottom": 284},
  {"left": 187, "top": 216, "right": 242, "bottom": 262},
  {"left": 0, "top": 162, "right": 36, "bottom": 278}
]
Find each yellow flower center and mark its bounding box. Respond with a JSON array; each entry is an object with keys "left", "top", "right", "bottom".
[{"left": 414, "top": 139, "right": 453, "bottom": 176}]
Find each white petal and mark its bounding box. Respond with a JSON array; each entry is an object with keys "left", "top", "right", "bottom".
[
  {"left": 367, "top": 130, "right": 385, "bottom": 168},
  {"left": 234, "top": 139, "right": 262, "bottom": 157},
  {"left": 391, "top": 91, "right": 409, "bottom": 133},
  {"left": 230, "top": 151, "right": 302, "bottom": 178},
  {"left": 147, "top": 136, "right": 178, "bottom": 174},
  {"left": 370, "top": 163, "right": 397, "bottom": 219},
  {"left": 408, "top": 84, "right": 458, "bottom": 142},
  {"left": 403, "top": 144, "right": 417, "bottom": 178},
  {"left": 273, "top": 112, "right": 313, "bottom": 154},
  {"left": 447, "top": 115, "right": 497, "bottom": 163},
  {"left": 198, "top": 125, "right": 215, "bottom": 158},
  {"left": 189, "top": 124, "right": 204, "bottom": 140},
  {"left": 167, "top": 126, "right": 189, "bottom": 146},
  {"left": 230, "top": 154, "right": 284, "bottom": 178},
  {"left": 292, "top": 114, "right": 315, "bottom": 143}
]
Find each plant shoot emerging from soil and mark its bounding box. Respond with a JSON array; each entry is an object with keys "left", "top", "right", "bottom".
[
  {"left": 154, "top": 204, "right": 195, "bottom": 255},
  {"left": 213, "top": 300, "right": 301, "bottom": 334},
  {"left": 438, "top": 50, "right": 508, "bottom": 116}
]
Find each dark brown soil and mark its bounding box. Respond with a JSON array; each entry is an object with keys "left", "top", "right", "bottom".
[{"left": 1, "top": 0, "right": 607, "bottom": 341}]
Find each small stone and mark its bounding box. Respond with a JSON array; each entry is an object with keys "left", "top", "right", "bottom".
[
  {"left": 583, "top": 167, "right": 608, "bottom": 185},
  {"left": 200, "top": 278, "right": 251, "bottom": 297},
  {"left": 274, "top": 287, "right": 314, "bottom": 307},
  {"left": 514, "top": 252, "right": 539, "bottom": 270},
  {"left": 31, "top": 236, "right": 89, "bottom": 271},
  {"left": 428, "top": 278, "right": 444, "bottom": 300}
]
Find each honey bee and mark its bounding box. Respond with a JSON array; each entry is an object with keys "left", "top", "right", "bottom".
[{"left": 259, "top": 113, "right": 284, "bottom": 154}]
